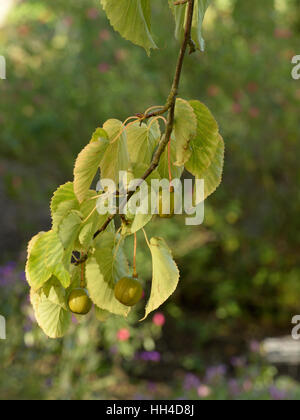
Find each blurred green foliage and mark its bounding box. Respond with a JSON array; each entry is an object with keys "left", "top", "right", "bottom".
[{"left": 0, "top": 0, "right": 300, "bottom": 400}]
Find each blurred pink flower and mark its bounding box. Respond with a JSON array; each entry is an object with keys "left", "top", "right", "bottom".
[
  {"left": 274, "top": 28, "right": 292, "bottom": 39},
  {"left": 117, "top": 328, "right": 130, "bottom": 342},
  {"left": 249, "top": 340, "right": 260, "bottom": 353},
  {"left": 234, "top": 90, "right": 243, "bottom": 101},
  {"left": 197, "top": 385, "right": 211, "bottom": 398},
  {"left": 250, "top": 44, "right": 260, "bottom": 55},
  {"left": 232, "top": 102, "right": 242, "bottom": 114},
  {"left": 63, "top": 16, "right": 73, "bottom": 27},
  {"left": 18, "top": 25, "right": 30, "bottom": 37},
  {"left": 249, "top": 107, "right": 260, "bottom": 118},
  {"left": 115, "top": 49, "right": 128, "bottom": 62},
  {"left": 207, "top": 84, "right": 220, "bottom": 97},
  {"left": 98, "top": 63, "right": 111, "bottom": 73},
  {"left": 247, "top": 82, "right": 259, "bottom": 93},
  {"left": 243, "top": 379, "right": 252, "bottom": 392},
  {"left": 87, "top": 8, "right": 99, "bottom": 20},
  {"left": 153, "top": 312, "right": 165, "bottom": 327},
  {"left": 99, "top": 29, "right": 111, "bottom": 41}
]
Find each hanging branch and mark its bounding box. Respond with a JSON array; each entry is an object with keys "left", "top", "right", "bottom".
[{"left": 93, "top": 0, "right": 195, "bottom": 241}]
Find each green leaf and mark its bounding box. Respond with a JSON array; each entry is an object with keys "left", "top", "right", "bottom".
[
  {"left": 30, "top": 286, "right": 71, "bottom": 339},
  {"left": 173, "top": 98, "right": 197, "bottom": 166},
  {"left": 141, "top": 237, "right": 180, "bottom": 320},
  {"left": 100, "top": 0, "right": 157, "bottom": 55},
  {"left": 89, "top": 127, "right": 108, "bottom": 143},
  {"left": 45, "top": 230, "right": 71, "bottom": 288},
  {"left": 131, "top": 162, "right": 161, "bottom": 185},
  {"left": 26, "top": 232, "right": 53, "bottom": 291},
  {"left": 157, "top": 134, "right": 184, "bottom": 180},
  {"left": 100, "top": 119, "right": 131, "bottom": 185},
  {"left": 185, "top": 100, "right": 220, "bottom": 177},
  {"left": 58, "top": 210, "right": 82, "bottom": 250},
  {"left": 74, "top": 138, "right": 109, "bottom": 203},
  {"left": 168, "top": 0, "right": 187, "bottom": 41},
  {"left": 169, "top": 0, "right": 211, "bottom": 51},
  {"left": 121, "top": 192, "right": 153, "bottom": 236},
  {"left": 86, "top": 232, "right": 130, "bottom": 316},
  {"left": 126, "top": 120, "right": 160, "bottom": 166},
  {"left": 194, "top": 134, "right": 225, "bottom": 202},
  {"left": 192, "top": 0, "right": 211, "bottom": 52},
  {"left": 78, "top": 190, "right": 109, "bottom": 249},
  {"left": 58, "top": 210, "right": 83, "bottom": 269},
  {"left": 51, "top": 182, "right": 79, "bottom": 230}
]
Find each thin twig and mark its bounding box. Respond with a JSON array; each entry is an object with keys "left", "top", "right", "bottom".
[
  {"left": 174, "top": 0, "right": 188, "bottom": 5},
  {"left": 93, "top": 0, "right": 195, "bottom": 241}
]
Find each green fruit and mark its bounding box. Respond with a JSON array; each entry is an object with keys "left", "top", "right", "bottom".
[
  {"left": 68, "top": 288, "right": 92, "bottom": 315},
  {"left": 158, "top": 189, "right": 175, "bottom": 218},
  {"left": 114, "top": 277, "right": 143, "bottom": 307}
]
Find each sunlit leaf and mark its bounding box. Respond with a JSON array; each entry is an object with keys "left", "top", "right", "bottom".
[
  {"left": 51, "top": 182, "right": 79, "bottom": 230},
  {"left": 86, "top": 232, "right": 130, "bottom": 316},
  {"left": 173, "top": 98, "right": 197, "bottom": 166},
  {"left": 30, "top": 286, "right": 71, "bottom": 339},
  {"left": 126, "top": 119, "right": 160, "bottom": 166},
  {"left": 157, "top": 134, "right": 184, "bottom": 180},
  {"left": 194, "top": 134, "right": 225, "bottom": 202},
  {"left": 185, "top": 100, "right": 220, "bottom": 177},
  {"left": 89, "top": 127, "right": 108, "bottom": 143},
  {"left": 45, "top": 230, "right": 71, "bottom": 288},
  {"left": 169, "top": 0, "right": 211, "bottom": 51},
  {"left": 26, "top": 232, "right": 53, "bottom": 291},
  {"left": 141, "top": 237, "right": 180, "bottom": 320},
  {"left": 74, "top": 138, "right": 109, "bottom": 203},
  {"left": 100, "top": 0, "right": 157, "bottom": 55},
  {"left": 100, "top": 119, "right": 131, "bottom": 185},
  {"left": 58, "top": 210, "right": 83, "bottom": 269}
]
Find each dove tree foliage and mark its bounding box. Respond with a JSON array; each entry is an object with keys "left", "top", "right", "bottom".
[{"left": 25, "top": 0, "right": 225, "bottom": 338}]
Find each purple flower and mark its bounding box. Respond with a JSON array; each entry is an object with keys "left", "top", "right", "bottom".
[
  {"left": 147, "top": 381, "right": 157, "bottom": 393},
  {"left": 134, "top": 394, "right": 149, "bottom": 400},
  {"left": 109, "top": 346, "right": 118, "bottom": 355},
  {"left": 183, "top": 373, "right": 201, "bottom": 391},
  {"left": 45, "top": 378, "right": 53, "bottom": 388},
  {"left": 139, "top": 351, "right": 161, "bottom": 362},
  {"left": 228, "top": 379, "right": 240, "bottom": 397},
  {"left": 269, "top": 386, "right": 287, "bottom": 401},
  {"left": 0, "top": 262, "right": 17, "bottom": 287},
  {"left": 249, "top": 340, "right": 260, "bottom": 353},
  {"left": 205, "top": 365, "right": 227, "bottom": 383},
  {"left": 98, "top": 62, "right": 110, "bottom": 73},
  {"left": 23, "top": 320, "right": 33, "bottom": 332}
]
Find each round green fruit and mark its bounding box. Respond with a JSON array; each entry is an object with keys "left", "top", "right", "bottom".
[
  {"left": 68, "top": 288, "right": 92, "bottom": 315},
  {"left": 114, "top": 277, "right": 143, "bottom": 307},
  {"left": 158, "top": 189, "right": 175, "bottom": 218}
]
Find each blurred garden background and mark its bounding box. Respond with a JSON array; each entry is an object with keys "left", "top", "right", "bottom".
[{"left": 1, "top": 0, "right": 300, "bottom": 400}]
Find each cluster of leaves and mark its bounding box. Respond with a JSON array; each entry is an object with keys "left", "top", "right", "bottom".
[
  {"left": 100, "top": 0, "right": 211, "bottom": 55},
  {"left": 25, "top": 98, "right": 224, "bottom": 338},
  {"left": 25, "top": 1, "right": 223, "bottom": 338}
]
